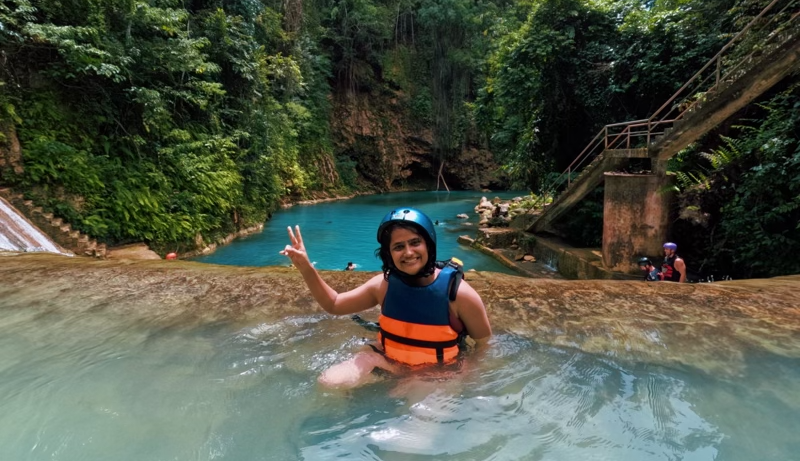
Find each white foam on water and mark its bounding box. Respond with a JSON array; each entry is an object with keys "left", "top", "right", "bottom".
[{"left": 0, "top": 198, "right": 69, "bottom": 255}]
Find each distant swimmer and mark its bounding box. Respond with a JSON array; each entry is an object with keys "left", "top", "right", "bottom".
[
  {"left": 280, "top": 207, "right": 491, "bottom": 389},
  {"left": 345, "top": 261, "right": 355, "bottom": 271}
]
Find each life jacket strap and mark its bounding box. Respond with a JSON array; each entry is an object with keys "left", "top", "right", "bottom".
[
  {"left": 444, "top": 257, "right": 464, "bottom": 301},
  {"left": 379, "top": 328, "right": 460, "bottom": 364}
]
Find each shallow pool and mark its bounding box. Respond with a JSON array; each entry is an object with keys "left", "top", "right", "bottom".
[
  {"left": 1, "top": 301, "right": 798, "bottom": 461},
  {"left": 191, "top": 190, "right": 530, "bottom": 275}
]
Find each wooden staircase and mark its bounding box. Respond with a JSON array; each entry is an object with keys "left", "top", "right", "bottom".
[
  {"left": 529, "top": 151, "right": 631, "bottom": 233},
  {"left": 527, "top": 0, "right": 800, "bottom": 234}
]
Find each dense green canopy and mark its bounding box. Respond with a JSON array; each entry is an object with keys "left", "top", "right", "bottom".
[{"left": 1, "top": 0, "right": 797, "bottom": 277}]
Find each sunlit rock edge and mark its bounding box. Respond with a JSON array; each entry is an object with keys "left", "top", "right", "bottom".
[{"left": 1, "top": 253, "right": 798, "bottom": 378}]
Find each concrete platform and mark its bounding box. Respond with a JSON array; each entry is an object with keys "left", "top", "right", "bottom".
[
  {"left": 471, "top": 225, "right": 639, "bottom": 280},
  {"left": 530, "top": 234, "right": 640, "bottom": 280}
]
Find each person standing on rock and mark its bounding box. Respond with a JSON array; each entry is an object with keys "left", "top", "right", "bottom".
[
  {"left": 280, "top": 207, "right": 492, "bottom": 389},
  {"left": 660, "top": 242, "right": 687, "bottom": 283}
]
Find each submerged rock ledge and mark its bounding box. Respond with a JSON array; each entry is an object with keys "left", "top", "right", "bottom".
[{"left": 1, "top": 253, "right": 798, "bottom": 376}]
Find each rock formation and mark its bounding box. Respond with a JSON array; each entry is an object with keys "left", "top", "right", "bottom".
[
  {"left": 1, "top": 253, "right": 798, "bottom": 378},
  {"left": 330, "top": 92, "right": 505, "bottom": 191}
]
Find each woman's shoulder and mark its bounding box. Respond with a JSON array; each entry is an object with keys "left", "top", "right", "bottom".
[
  {"left": 363, "top": 272, "right": 388, "bottom": 290},
  {"left": 455, "top": 278, "right": 479, "bottom": 295},
  {"left": 366, "top": 272, "right": 389, "bottom": 297}
]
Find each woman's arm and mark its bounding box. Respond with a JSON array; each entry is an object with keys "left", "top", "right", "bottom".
[
  {"left": 280, "top": 225, "right": 384, "bottom": 315},
  {"left": 452, "top": 281, "right": 492, "bottom": 346}
]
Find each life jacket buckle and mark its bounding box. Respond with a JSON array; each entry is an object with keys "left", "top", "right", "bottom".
[{"left": 446, "top": 257, "right": 464, "bottom": 301}]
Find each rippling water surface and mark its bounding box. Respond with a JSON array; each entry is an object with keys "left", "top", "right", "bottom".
[{"left": 1, "top": 304, "right": 798, "bottom": 461}]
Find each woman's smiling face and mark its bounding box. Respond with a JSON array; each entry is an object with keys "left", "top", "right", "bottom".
[{"left": 389, "top": 226, "right": 428, "bottom": 275}]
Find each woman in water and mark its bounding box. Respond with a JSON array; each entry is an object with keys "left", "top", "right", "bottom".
[{"left": 280, "top": 207, "right": 492, "bottom": 388}]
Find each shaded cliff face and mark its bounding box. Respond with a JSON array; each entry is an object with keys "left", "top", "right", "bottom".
[
  {"left": 0, "top": 122, "right": 24, "bottom": 185},
  {"left": 2, "top": 253, "right": 798, "bottom": 377},
  {"left": 330, "top": 91, "right": 506, "bottom": 191}
]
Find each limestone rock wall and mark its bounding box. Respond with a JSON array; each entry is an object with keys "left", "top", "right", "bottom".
[
  {"left": 330, "top": 92, "right": 505, "bottom": 191},
  {"left": 0, "top": 122, "right": 24, "bottom": 179},
  {"left": 1, "top": 254, "right": 798, "bottom": 378}
]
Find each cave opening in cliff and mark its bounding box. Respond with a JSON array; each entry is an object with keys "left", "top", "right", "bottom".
[{"left": 393, "top": 160, "right": 437, "bottom": 190}]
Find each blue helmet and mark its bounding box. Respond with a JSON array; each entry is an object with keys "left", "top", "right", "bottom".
[
  {"left": 663, "top": 242, "right": 678, "bottom": 250},
  {"left": 377, "top": 207, "right": 436, "bottom": 246},
  {"left": 376, "top": 207, "right": 437, "bottom": 277}
]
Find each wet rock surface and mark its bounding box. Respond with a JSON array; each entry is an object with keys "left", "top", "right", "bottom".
[
  {"left": 1, "top": 253, "right": 798, "bottom": 376},
  {"left": 106, "top": 243, "right": 162, "bottom": 260}
]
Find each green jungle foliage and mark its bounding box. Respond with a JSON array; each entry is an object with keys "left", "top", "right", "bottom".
[
  {"left": 553, "top": 187, "right": 604, "bottom": 246},
  {"left": 669, "top": 83, "right": 800, "bottom": 279},
  {"left": 1, "top": 0, "right": 797, "bottom": 278},
  {"left": 0, "top": 0, "right": 336, "bottom": 248},
  {"left": 475, "top": 0, "right": 737, "bottom": 190}
]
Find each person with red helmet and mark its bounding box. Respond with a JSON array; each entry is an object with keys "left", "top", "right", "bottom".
[
  {"left": 280, "top": 207, "right": 492, "bottom": 388},
  {"left": 660, "top": 242, "right": 686, "bottom": 283}
]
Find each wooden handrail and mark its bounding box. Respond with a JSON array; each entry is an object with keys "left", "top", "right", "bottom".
[
  {"left": 605, "top": 119, "right": 649, "bottom": 129},
  {"left": 648, "top": 0, "right": 790, "bottom": 126},
  {"left": 538, "top": 0, "right": 796, "bottom": 203}
]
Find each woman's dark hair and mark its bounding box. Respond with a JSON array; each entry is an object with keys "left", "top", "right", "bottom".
[{"left": 375, "top": 221, "right": 436, "bottom": 280}]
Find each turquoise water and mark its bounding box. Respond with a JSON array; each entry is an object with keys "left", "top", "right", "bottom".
[
  {"left": 1, "top": 303, "right": 799, "bottom": 460},
  {"left": 192, "top": 191, "right": 531, "bottom": 275}
]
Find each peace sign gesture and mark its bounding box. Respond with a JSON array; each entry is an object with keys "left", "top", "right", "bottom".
[{"left": 279, "top": 225, "right": 311, "bottom": 268}]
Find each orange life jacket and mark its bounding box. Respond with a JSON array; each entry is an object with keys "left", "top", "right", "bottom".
[{"left": 378, "top": 262, "right": 463, "bottom": 365}]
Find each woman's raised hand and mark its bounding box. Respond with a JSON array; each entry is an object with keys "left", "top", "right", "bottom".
[{"left": 279, "top": 225, "right": 311, "bottom": 267}]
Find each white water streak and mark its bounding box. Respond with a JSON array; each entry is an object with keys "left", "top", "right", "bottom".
[{"left": 0, "top": 198, "right": 68, "bottom": 254}]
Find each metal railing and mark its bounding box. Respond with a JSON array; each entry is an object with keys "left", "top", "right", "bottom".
[{"left": 538, "top": 0, "right": 799, "bottom": 204}]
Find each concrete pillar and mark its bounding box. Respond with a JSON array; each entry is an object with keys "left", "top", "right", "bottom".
[{"left": 602, "top": 173, "right": 674, "bottom": 273}]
